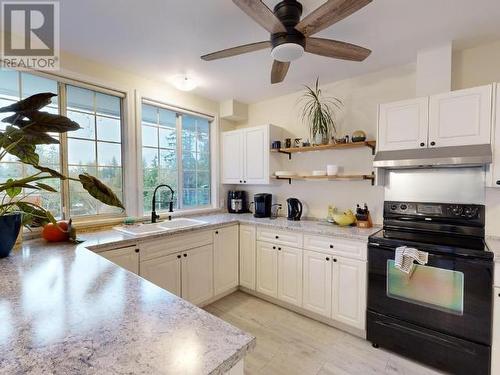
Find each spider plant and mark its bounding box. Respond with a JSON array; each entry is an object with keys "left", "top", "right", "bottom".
[
  {"left": 0, "top": 92, "right": 124, "bottom": 230},
  {"left": 299, "top": 78, "right": 342, "bottom": 145}
]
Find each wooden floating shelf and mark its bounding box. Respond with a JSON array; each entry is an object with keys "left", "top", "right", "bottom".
[
  {"left": 271, "top": 140, "right": 376, "bottom": 159},
  {"left": 273, "top": 173, "right": 375, "bottom": 186}
]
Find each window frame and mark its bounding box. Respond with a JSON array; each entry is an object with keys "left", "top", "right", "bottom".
[
  {"left": 139, "top": 97, "right": 215, "bottom": 217},
  {"left": 0, "top": 69, "right": 127, "bottom": 222}
]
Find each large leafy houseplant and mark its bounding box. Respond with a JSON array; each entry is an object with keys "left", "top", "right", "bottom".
[
  {"left": 0, "top": 92, "right": 124, "bottom": 256},
  {"left": 299, "top": 78, "right": 342, "bottom": 145}
]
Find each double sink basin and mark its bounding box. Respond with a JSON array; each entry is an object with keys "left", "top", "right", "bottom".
[{"left": 114, "top": 218, "right": 207, "bottom": 237}]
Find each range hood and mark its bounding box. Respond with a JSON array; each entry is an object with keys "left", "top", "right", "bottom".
[{"left": 373, "top": 144, "right": 492, "bottom": 169}]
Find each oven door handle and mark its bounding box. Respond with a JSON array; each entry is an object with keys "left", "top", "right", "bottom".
[{"left": 374, "top": 320, "right": 476, "bottom": 354}]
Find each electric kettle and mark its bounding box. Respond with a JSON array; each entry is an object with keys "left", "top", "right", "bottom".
[{"left": 286, "top": 198, "right": 303, "bottom": 221}]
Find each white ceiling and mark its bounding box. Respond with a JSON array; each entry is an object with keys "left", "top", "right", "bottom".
[{"left": 60, "top": 0, "right": 500, "bottom": 103}]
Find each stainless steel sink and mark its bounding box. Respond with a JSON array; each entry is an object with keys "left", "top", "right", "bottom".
[{"left": 113, "top": 218, "right": 207, "bottom": 237}]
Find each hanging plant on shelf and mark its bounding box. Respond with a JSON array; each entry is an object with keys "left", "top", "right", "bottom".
[
  {"left": 299, "top": 77, "right": 342, "bottom": 145},
  {"left": 0, "top": 92, "right": 124, "bottom": 258}
]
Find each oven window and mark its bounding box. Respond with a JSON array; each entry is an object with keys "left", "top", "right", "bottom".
[{"left": 386, "top": 260, "right": 464, "bottom": 315}]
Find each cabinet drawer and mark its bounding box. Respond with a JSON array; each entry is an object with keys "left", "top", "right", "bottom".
[
  {"left": 495, "top": 262, "right": 500, "bottom": 288},
  {"left": 141, "top": 230, "right": 213, "bottom": 261},
  {"left": 303, "top": 234, "right": 367, "bottom": 261},
  {"left": 257, "top": 227, "right": 303, "bottom": 248}
]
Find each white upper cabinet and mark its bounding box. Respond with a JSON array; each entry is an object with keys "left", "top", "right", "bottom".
[
  {"left": 428, "top": 85, "right": 493, "bottom": 147},
  {"left": 221, "top": 130, "right": 243, "bottom": 184},
  {"left": 100, "top": 246, "right": 139, "bottom": 274},
  {"left": 378, "top": 84, "right": 494, "bottom": 152},
  {"left": 213, "top": 226, "right": 239, "bottom": 295},
  {"left": 221, "top": 124, "right": 281, "bottom": 185},
  {"left": 239, "top": 225, "right": 257, "bottom": 290},
  {"left": 243, "top": 126, "right": 268, "bottom": 184},
  {"left": 378, "top": 97, "right": 429, "bottom": 151}
]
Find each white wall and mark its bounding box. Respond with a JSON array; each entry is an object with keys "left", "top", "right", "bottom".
[
  {"left": 231, "top": 40, "right": 500, "bottom": 236},
  {"left": 234, "top": 63, "right": 416, "bottom": 224}
]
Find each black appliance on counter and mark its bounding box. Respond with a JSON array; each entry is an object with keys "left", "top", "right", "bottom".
[
  {"left": 227, "top": 190, "right": 248, "bottom": 214},
  {"left": 253, "top": 193, "right": 272, "bottom": 218},
  {"left": 286, "top": 198, "right": 303, "bottom": 221},
  {"left": 367, "top": 201, "right": 493, "bottom": 375}
]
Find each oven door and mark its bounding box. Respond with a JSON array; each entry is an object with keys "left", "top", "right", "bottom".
[{"left": 367, "top": 243, "right": 493, "bottom": 345}]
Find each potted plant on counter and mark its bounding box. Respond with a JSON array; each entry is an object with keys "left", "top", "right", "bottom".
[
  {"left": 299, "top": 78, "right": 342, "bottom": 145},
  {"left": 0, "top": 93, "right": 124, "bottom": 258}
]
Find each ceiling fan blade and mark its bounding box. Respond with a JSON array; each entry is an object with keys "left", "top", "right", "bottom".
[
  {"left": 233, "top": 0, "right": 286, "bottom": 34},
  {"left": 296, "top": 0, "right": 372, "bottom": 37},
  {"left": 305, "top": 37, "right": 371, "bottom": 61},
  {"left": 271, "top": 60, "right": 290, "bottom": 84},
  {"left": 201, "top": 41, "right": 271, "bottom": 61}
]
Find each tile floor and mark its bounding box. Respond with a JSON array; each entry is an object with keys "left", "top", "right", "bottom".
[{"left": 205, "top": 291, "right": 443, "bottom": 375}]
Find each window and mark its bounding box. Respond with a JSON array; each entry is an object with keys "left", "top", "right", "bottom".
[
  {"left": 0, "top": 70, "right": 62, "bottom": 218},
  {"left": 66, "top": 86, "right": 123, "bottom": 216},
  {"left": 0, "top": 69, "right": 125, "bottom": 219},
  {"left": 141, "top": 102, "right": 211, "bottom": 214}
]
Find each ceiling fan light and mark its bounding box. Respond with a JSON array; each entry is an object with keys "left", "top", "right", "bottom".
[{"left": 271, "top": 43, "right": 304, "bottom": 62}]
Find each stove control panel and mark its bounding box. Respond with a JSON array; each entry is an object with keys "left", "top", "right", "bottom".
[{"left": 385, "top": 201, "right": 484, "bottom": 221}]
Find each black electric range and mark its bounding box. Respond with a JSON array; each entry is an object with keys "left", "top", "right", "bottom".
[{"left": 367, "top": 201, "right": 493, "bottom": 375}]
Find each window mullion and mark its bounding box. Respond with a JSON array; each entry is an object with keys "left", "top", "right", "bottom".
[
  {"left": 177, "top": 114, "right": 183, "bottom": 210},
  {"left": 59, "top": 83, "right": 70, "bottom": 219}
]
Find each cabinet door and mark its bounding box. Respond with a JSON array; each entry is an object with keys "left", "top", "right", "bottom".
[
  {"left": 181, "top": 245, "right": 214, "bottom": 305},
  {"left": 214, "top": 226, "right": 239, "bottom": 295},
  {"left": 492, "top": 288, "right": 500, "bottom": 375},
  {"left": 302, "top": 250, "right": 332, "bottom": 318},
  {"left": 100, "top": 246, "right": 139, "bottom": 274},
  {"left": 278, "top": 246, "right": 302, "bottom": 307},
  {"left": 256, "top": 241, "right": 278, "bottom": 298},
  {"left": 429, "top": 85, "right": 493, "bottom": 147},
  {"left": 378, "top": 98, "right": 429, "bottom": 151},
  {"left": 239, "top": 225, "right": 256, "bottom": 290},
  {"left": 140, "top": 254, "right": 181, "bottom": 297},
  {"left": 222, "top": 130, "right": 243, "bottom": 184},
  {"left": 332, "top": 257, "right": 367, "bottom": 330},
  {"left": 243, "top": 126, "right": 269, "bottom": 184}
]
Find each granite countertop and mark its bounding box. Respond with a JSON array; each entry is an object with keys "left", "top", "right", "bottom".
[
  {"left": 84, "top": 213, "right": 380, "bottom": 252},
  {"left": 0, "top": 213, "right": 377, "bottom": 373},
  {"left": 0, "top": 238, "right": 255, "bottom": 374}
]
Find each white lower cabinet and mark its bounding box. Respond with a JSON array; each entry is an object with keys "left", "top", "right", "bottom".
[
  {"left": 492, "top": 287, "right": 500, "bottom": 375},
  {"left": 302, "top": 249, "right": 332, "bottom": 318},
  {"left": 139, "top": 244, "right": 214, "bottom": 306},
  {"left": 239, "top": 225, "right": 256, "bottom": 290},
  {"left": 100, "top": 246, "right": 139, "bottom": 274},
  {"left": 302, "top": 249, "right": 367, "bottom": 330},
  {"left": 181, "top": 245, "right": 214, "bottom": 305},
  {"left": 278, "top": 246, "right": 303, "bottom": 307},
  {"left": 140, "top": 253, "right": 182, "bottom": 297},
  {"left": 256, "top": 241, "right": 278, "bottom": 298},
  {"left": 332, "top": 256, "right": 367, "bottom": 330},
  {"left": 214, "top": 226, "right": 239, "bottom": 295}
]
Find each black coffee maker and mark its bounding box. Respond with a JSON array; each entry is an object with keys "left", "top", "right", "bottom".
[
  {"left": 253, "top": 193, "right": 272, "bottom": 218},
  {"left": 286, "top": 198, "right": 303, "bottom": 221},
  {"left": 227, "top": 191, "right": 248, "bottom": 214}
]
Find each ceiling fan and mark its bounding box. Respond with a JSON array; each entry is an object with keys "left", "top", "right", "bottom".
[{"left": 201, "top": 0, "right": 373, "bottom": 84}]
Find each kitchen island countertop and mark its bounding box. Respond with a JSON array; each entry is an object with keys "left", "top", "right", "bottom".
[{"left": 0, "top": 235, "right": 255, "bottom": 374}]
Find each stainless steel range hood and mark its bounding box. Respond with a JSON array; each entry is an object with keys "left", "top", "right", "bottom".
[{"left": 373, "top": 144, "right": 492, "bottom": 168}]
